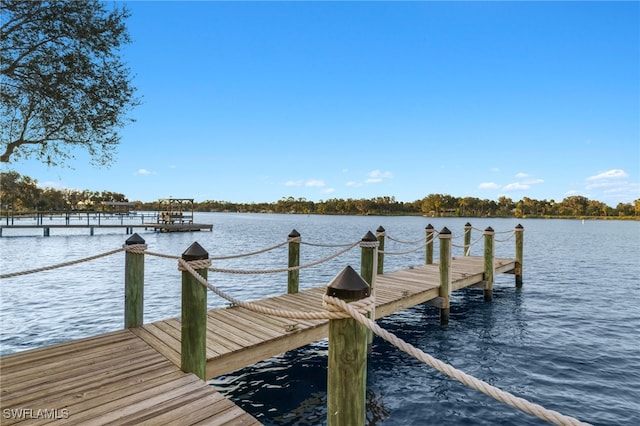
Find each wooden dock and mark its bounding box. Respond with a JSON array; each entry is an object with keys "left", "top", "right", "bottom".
[
  {"left": 0, "top": 255, "right": 516, "bottom": 424},
  {"left": 0, "top": 208, "right": 212, "bottom": 236},
  {"left": 134, "top": 255, "right": 516, "bottom": 379},
  {"left": 0, "top": 222, "right": 213, "bottom": 236},
  {"left": 0, "top": 330, "right": 259, "bottom": 425}
]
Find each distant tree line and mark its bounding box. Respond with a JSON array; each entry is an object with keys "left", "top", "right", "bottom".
[
  {"left": 1, "top": 170, "right": 638, "bottom": 218},
  {"left": 0, "top": 170, "right": 129, "bottom": 211},
  {"left": 190, "top": 194, "right": 639, "bottom": 218}
]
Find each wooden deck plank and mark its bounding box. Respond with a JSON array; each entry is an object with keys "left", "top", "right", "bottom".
[
  {"left": 58, "top": 374, "right": 205, "bottom": 424},
  {"left": 129, "top": 326, "right": 182, "bottom": 369},
  {"left": 1, "top": 344, "right": 158, "bottom": 395},
  {"left": 215, "top": 308, "right": 287, "bottom": 339},
  {"left": 134, "top": 388, "right": 226, "bottom": 425},
  {"left": 207, "top": 312, "right": 265, "bottom": 347},
  {"left": 0, "top": 327, "right": 259, "bottom": 424},
  {"left": 0, "top": 330, "right": 134, "bottom": 369},
  {"left": 248, "top": 298, "right": 321, "bottom": 329},
  {"left": 1, "top": 337, "right": 152, "bottom": 386},
  {"left": 212, "top": 309, "right": 280, "bottom": 341},
  {"left": 1, "top": 352, "right": 171, "bottom": 408}
]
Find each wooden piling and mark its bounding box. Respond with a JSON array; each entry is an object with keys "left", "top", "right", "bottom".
[
  {"left": 124, "top": 233, "right": 145, "bottom": 329},
  {"left": 425, "top": 224, "right": 434, "bottom": 265},
  {"left": 326, "top": 266, "right": 370, "bottom": 426},
  {"left": 438, "top": 227, "right": 452, "bottom": 325},
  {"left": 464, "top": 222, "right": 472, "bottom": 256},
  {"left": 361, "top": 231, "right": 377, "bottom": 344},
  {"left": 483, "top": 227, "right": 495, "bottom": 301},
  {"left": 181, "top": 242, "right": 208, "bottom": 380},
  {"left": 288, "top": 229, "right": 301, "bottom": 294},
  {"left": 376, "top": 226, "right": 385, "bottom": 275},
  {"left": 515, "top": 224, "right": 524, "bottom": 287}
]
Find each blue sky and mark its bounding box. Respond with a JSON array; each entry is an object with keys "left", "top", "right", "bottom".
[{"left": 9, "top": 1, "right": 640, "bottom": 206}]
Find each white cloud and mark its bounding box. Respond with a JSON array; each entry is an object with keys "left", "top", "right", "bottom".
[
  {"left": 305, "top": 180, "right": 325, "bottom": 187},
  {"left": 284, "top": 180, "right": 303, "bottom": 187},
  {"left": 478, "top": 182, "right": 500, "bottom": 190},
  {"left": 587, "top": 169, "right": 628, "bottom": 181},
  {"left": 364, "top": 169, "right": 393, "bottom": 184},
  {"left": 367, "top": 169, "right": 393, "bottom": 180},
  {"left": 565, "top": 190, "right": 580, "bottom": 196},
  {"left": 504, "top": 182, "right": 531, "bottom": 191},
  {"left": 479, "top": 174, "right": 544, "bottom": 192},
  {"left": 345, "top": 169, "right": 393, "bottom": 187},
  {"left": 586, "top": 181, "right": 617, "bottom": 190},
  {"left": 322, "top": 188, "right": 335, "bottom": 194},
  {"left": 582, "top": 169, "right": 639, "bottom": 203},
  {"left": 490, "top": 167, "right": 500, "bottom": 173},
  {"left": 135, "top": 168, "right": 154, "bottom": 176}
]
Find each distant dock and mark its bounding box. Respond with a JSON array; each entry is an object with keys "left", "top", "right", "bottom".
[{"left": 0, "top": 200, "right": 213, "bottom": 236}]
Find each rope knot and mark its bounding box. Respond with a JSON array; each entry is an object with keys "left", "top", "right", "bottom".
[
  {"left": 287, "top": 236, "right": 301, "bottom": 243},
  {"left": 322, "top": 294, "right": 376, "bottom": 317},
  {"left": 359, "top": 240, "right": 379, "bottom": 249},
  {"left": 123, "top": 243, "right": 148, "bottom": 254},
  {"left": 178, "top": 258, "right": 212, "bottom": 271}
]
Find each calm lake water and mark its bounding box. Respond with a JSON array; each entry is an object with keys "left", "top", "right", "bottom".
[{"left": 1, "top": 213, "right": 639, "bottom": 425}]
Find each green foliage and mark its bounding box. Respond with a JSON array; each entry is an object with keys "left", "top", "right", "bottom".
[
  {"left": 1, "top": 170, "right": 638, "bottom": 219},
  {"left": 0, "top": 0, "right": 139, "bottom": 166},
  {"left": 0, "top": 170, "right": 127, "bottom": 210}
]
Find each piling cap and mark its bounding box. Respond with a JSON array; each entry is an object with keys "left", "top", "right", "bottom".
[
  {"left": 484, "top": 226, "right": 494, "bottom": 233},
  {"left": 440, "top": 226, "right": 451, "bottom": 235},
  {"left": 465, "top": 222, "right": 472, "bottom": 227},
  {"left": 515, "top": 224, "right": 524, "bottom": 230},
  {"left": 426, "top": 224, "right": 434, "bottom": 230},
  {"left": 326, "top": 266, "right": 371, "bottom": 300},
  {"left": 361, "top": 230, "right": 377, "bottom": 242},
  {"left": 289, "top": 229, "right": 300, "bottom": 238},
  {"left": 182, "top": 242, "right": 209, "bottom": 260},
  {"left": 125, "top": 233, "right": 145, "bottom": 245},
  {"left": 376, "top": 226, "right": 385, "bottom": 233}
]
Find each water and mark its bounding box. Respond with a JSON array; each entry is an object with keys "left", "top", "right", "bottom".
[{"left": 1, "top": 214, "right": 639, "bottom": 425}]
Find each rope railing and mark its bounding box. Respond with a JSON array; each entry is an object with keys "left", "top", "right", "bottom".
[
  {"left": 380, "top": 244, "right": 426, "bottom": 256},
  {"left": 326, "top": 296, "right": 591, "bottom": 426},
  {"left": 386, "top": 234, "right": 425, "bottom": 245},
  {"left": 209, "top": 240, "right": 289, "bottom": 260},
  {"left": 495, "top": 230, "right": 516, "bottom": 243},
  {"left": 0, "top": 226, "right": 519, "bottom": 280},
  {"left": 178, "top": 256, "right": 588, "bottom": 426},
  {"left": 301, "top": 240, "right": 356, "bottom": 248},
  {"left": 381, "top": 232, "right": 437, "bottom": 256},
  {"left": 472, "top": 226, "right": 514, "bottom": 235},
  {"left": 452, "top": 234, "right": 483, "bottom": 250},
  {"left": 177, "top": 257, "right": 374, "bottom": 320},
  {"left": 0, "top": 247, "right": 127, "bottom": 279},
  {"left": 208, "top": 240, "right": 361, "bottom": 275}
]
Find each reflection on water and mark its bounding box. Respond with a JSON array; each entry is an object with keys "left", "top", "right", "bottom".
[{"left": 1, "top": 215, "right": 639, "bottom": 425}]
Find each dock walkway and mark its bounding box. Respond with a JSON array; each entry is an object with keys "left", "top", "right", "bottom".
[
  {"left": 1, "top": 255, "right": 515, "bottom": 424},
  {"left": 0, "top": 330, "right": 259, "bottom": 425},
  {"left": 134, "top": 255, "right": 516, "bottom": 379}
]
